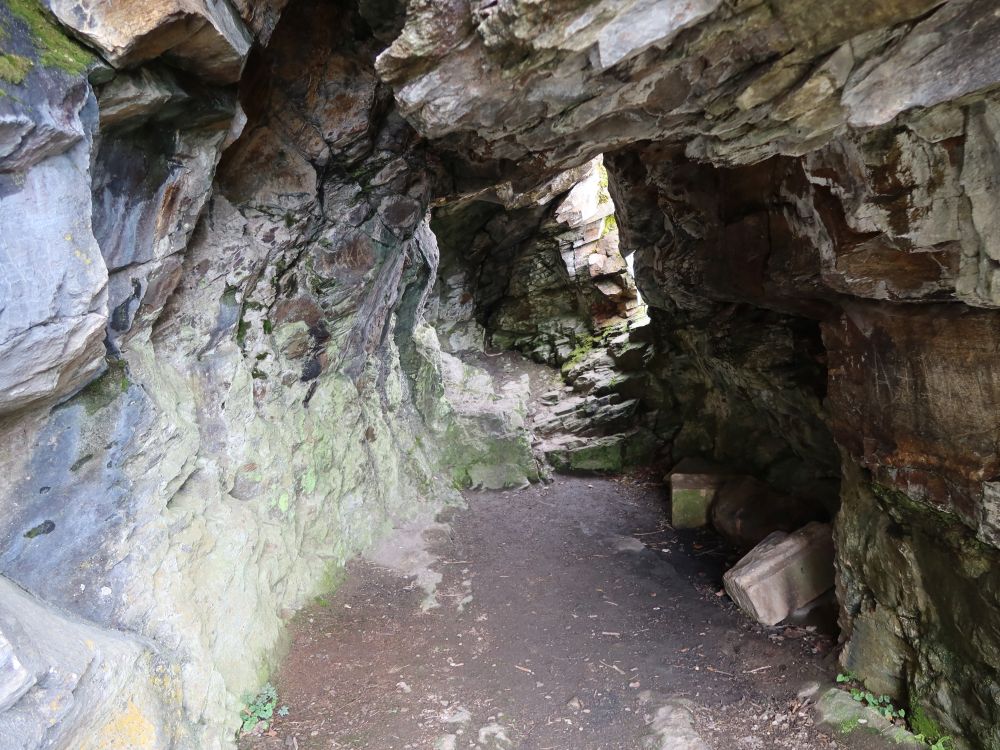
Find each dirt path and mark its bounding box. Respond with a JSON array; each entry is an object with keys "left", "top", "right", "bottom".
[{"left": 241, "top": 474, "right": 875, "bottom": 750}]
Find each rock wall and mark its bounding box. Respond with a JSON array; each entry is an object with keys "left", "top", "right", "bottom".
[
  {"left": 0, "top": 1, "right": 533, "bottom": 747},
  {"left": 430, "top": 158, "right": 641, "bottom": 365}
]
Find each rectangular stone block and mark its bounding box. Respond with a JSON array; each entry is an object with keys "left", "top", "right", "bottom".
[
  {"left": 668, "top": 463, "right": 727, "bottom": 528},
  {"left": 723, "top": 522, "right": 835, "bottom": 626}
]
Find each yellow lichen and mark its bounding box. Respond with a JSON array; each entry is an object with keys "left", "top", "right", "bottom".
[{"left": 92, "top": 700, "right": 157, "bottom": 750}]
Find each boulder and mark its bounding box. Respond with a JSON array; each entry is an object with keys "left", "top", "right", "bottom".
[
  {"left": 711, "top": 476, "right": 823, "bottom": 551},
  {"left": 723, "top": 523, "right": 835, "bottom": 626},
  {"left": 45, "top": 0, "right": 253, "bottom": 84}
]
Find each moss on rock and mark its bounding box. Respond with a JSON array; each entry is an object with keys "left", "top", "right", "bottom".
[
  {"left": 0, "top": 51, "right": 30, "bottom": 82},
  {"left": 2, "top": 0, "right": 93, "bottom": 76}
]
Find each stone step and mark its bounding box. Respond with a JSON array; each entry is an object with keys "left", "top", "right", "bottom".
[{"left": 723, "top": 522, "right": 835, "bottom": 627}]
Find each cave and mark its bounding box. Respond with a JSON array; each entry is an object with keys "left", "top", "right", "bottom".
[{"left": 2, "top": 0, "right": 1000, "bottom": 748}]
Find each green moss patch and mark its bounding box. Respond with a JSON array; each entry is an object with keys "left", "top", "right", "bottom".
[
  {"left": 74, "top": 358, "right": 130, "bottom": 415},
  {"left": 2, "top": 0, "right": 93, "bottom": 76},
  {"left": 910, "top": 706, "right": 947, "bottom": 745},
  {"left": 601, "top": 213, "right": 618, "bottom": 238},
  {"left": 0, "top": 51, "right": 30, "bottom": 82}
]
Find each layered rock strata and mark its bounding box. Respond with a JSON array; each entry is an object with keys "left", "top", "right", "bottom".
[{"left": 380, "top": 2, "right": 1000, "bottom": 746}]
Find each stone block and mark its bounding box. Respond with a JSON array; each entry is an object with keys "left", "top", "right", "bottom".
[
  {"left": 545, "top": 434, "right": 625, "bottom": 473},
  {"left": 668, "top": 462, "right": 728, "bottom": 529},
  {"left": 723, "top": 522, "right": 835, "bottom": 626}
]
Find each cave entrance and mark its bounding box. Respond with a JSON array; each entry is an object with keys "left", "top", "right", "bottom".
[{"left": 421, "top": 153, "right": 841, "bottom": 641}]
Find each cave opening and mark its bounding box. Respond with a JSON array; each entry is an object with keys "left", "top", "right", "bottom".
[{"left": 421, "top": 146, "right": 844, "bottom": 630}]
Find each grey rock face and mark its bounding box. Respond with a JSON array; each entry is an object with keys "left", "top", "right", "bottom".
[
  {"left": 0, "top": 574, "right": 176, "bottom": 750},
  {"left": 0, "top": 1, "right": 544, "bottom": 747},
  {"left": 0, "top": 12, "right": 107, "bottom": 416},
  {"left": 377, "top": 0, "right": 962, "bottom": 177},
  {"left": 0, "top": 630, "right": 31, "bottom": 713}
]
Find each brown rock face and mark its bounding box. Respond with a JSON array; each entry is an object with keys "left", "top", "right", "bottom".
[{"left": 825, "top": 303, "right": 1000, "bottom": 524}]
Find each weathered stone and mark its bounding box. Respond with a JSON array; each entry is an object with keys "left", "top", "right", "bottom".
[
  {"left": 377, "top": 0, "right": 948, "bottom": 180},
  {"left": 0, "top": 574, "right": 175, "bottom": 750},
  {"left": 0, "top": 28, "right": 107, "bottom": 415},
  {"left": 93, "top": 95, "right": 233, "bottom": 342},
  {"left": 642, "top": 695, "right": 709, "bottom": 750},
  {"left": 546, "top": 434, "right": 626, "bottom": 473},
  {"left": 45, "top": 0, "right": 253, "bottom": 84},
  {"left": 815, "top": 689, "right": 924, "bottom": 749},
  {"left": 230, "top": 0, "right": 290, "bottom": 44},
  {"left": 414, "top": 324, "right": 539, "bottom": 490},
  {"left": 0, "top": 629, "right": 31, "bottom": 713},
  {"left": 0, "top": 5, "right": 93, "bottom": 174},
  {"left": 669, "top": 468, "right": 726, "bottom": 530},
  {"left": 833, "top": 459, "right": 1000, "bottom": 748},
  {"left": 824, "top": 303, "right": 1000, "bottom": 523},
  {"left": 724, "top": 523, "right": 835, "bottom": 627},
  {"left": 843, "top": 0, "right": 1000, "bottom": 129}
]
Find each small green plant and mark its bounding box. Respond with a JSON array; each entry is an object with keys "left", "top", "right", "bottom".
[
  {"left": 835, "top": 674, "right": 951, "bottom": 748},
  {"left": 846, "top": 688, "right": 906, "bottom": 722},
  {"left": 913, "top": 736, "right": 953, "bottom": 750},
  {"left": 239, "top": 682, "right": 289, "bottom": 734}
]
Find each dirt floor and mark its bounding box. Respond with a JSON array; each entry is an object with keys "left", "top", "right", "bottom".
[{"left": 238, "top": 473, "right": 884, "bottom": 750}]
